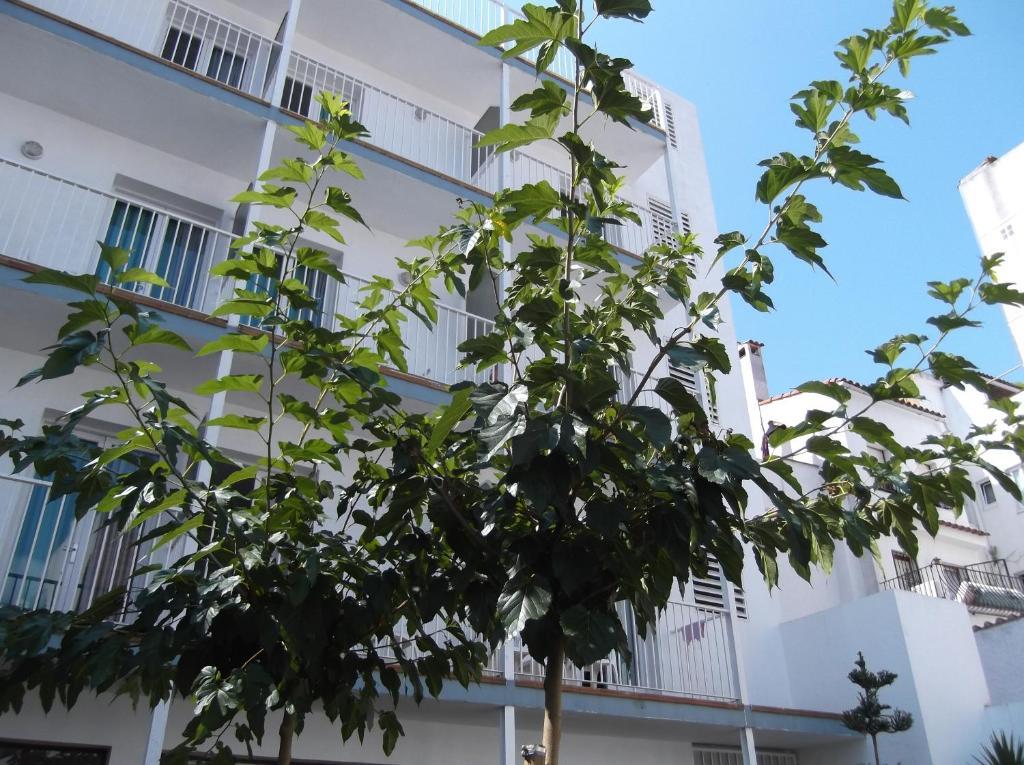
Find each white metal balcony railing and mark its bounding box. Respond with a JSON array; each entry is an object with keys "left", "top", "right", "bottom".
[
  {"left": 0, "top": 157, "right": 494, "bottom": 386},
  {"left": 0, "top": 156, "right": 225, "bottom": 311},
  {"left": 380, "top": 601, "right": 738, "bottom": 702},
  {"left": 283, "top": 51, "right": 501, "bottom": 194},
  {"left": 405, "top": 0, "right": 666, "bottom": 130},
  {"left": 26, "top": 0, "right": 280, "bottom": 100}
]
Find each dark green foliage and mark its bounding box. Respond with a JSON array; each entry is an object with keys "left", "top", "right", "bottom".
[
  {"left": 842, "top": 652, "right": 914, "bottom": 765},
  {"left": 974, "top": 732, "right": 1024, "bottom": 765},
  {"left": 0, "top": 94, "right": 493, "bottom": 760}
]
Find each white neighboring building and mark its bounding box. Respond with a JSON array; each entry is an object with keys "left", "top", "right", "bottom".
[
  {"left": 961, "top": 142, "right": 1024, "bottom": 366},
  {"left": 736, "top": 339, "right": 1024, "bottom": 765}
]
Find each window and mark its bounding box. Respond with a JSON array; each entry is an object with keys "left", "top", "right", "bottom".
[
  {"left": 281, "top": 76, "right": 313, "bottom": 116},
  {"left": 0, "top": 740, "right": 108, "bottom": 765},
  {"left": 207, "top": 45, "right": 246, "bottom": 89},
  {"left": 99, "top": 200, "right": 209, "bottom": 308},
  {"left": 160, "top": 27, "right": 202, "bottom": 70},
  {"left": 980, "top": 479, "right": 997, "bottom": 505},
  {"left": 242, "top": 248, "right": 333, "bottom": 330},
  {"left": 1001, "top": 223, "right": 1015, "bottom": 240},
  {"left": 2, "top": 443, "right": 148, "bottom": 617},
  {"left": 892, "top": 551, "right": 921, "bottom": 588}
]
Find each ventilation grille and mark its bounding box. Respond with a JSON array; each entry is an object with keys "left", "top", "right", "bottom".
[
  {"left": 664, "top": 102, "right": 678, "bottom": 149},
  {"left": 648, "top": 196, "right": 676, "bottom": 247},
  {"left": 691, "top": 557, "right": 746, "bottom": 618},
  {"left": 669, "top": 365, "right": 718, "bottom": 425},
  {"left": 694, "top": 748, "right": 797, "bottom": 765}
]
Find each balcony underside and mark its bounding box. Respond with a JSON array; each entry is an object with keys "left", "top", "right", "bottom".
[{"left": 0, "top": 4, "right": 269, "bottom": 182}]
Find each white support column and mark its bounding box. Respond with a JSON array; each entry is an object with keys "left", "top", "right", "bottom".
[
  {"left": 660, "top": 140, "right": 683, "bottom": 243},
  {"left": 499, "top": 705, "right": 517, "bottom": 765},
  {"left": 142, "top": 113, "right": 282, "bottom": 765},
  {"left": 202, "top": 119, "right": 280, "bottom": 458},
  {"left": 725, "top": 579, "right": 757, "bottom": 765},
  {"left": 269, "top": 0, "right": 303, "bottom": 108},
  {"left": 497, "top": 58, "right": 514, "bottom": 384},
  {"left": 142, "top": 697, "right": 170, "bottom": 765},
  {"left": 739, "top": 726, "right": 757, "bottom": 765}
]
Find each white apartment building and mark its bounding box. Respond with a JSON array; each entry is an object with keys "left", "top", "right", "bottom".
[
  {"left": 737, "top": 339, "right": 1024, "bottom": 765},
  {"left": 961, "top": 141, "right": 1024, "bottom": 367},
  {"left": 2, "top": 1, "right": 1007, "bottom": 764}
]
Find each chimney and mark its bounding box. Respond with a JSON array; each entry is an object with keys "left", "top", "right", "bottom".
[{"left": 737, "top": 340, "right": 769, "bottom": 401}]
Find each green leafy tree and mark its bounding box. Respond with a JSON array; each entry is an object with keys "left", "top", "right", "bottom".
[
  {"left": 1, "top": 3, "right": 1023, "bottom": 765},
  {"left": 370, "top": 1, "right": 1021, "bottom": 762},
  {"left": 0, "top": 95, "right": 490, "bottom": 765},
  {"left": 974, "top": 732, "right": 1024, "bottom": 765},
  {"left": 842, "top": 653, "right": 914, "bottom": 765}
]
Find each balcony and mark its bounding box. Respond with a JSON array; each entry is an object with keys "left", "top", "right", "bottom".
[
  {"left": 0, "top": 467, "right": 739, "bottom": 705},
  {"left": 22, "top": 0, "right": 282, "bottom": 100},
  {"left": 14, "top": 0, "right": 672, "bottom": 260},
  {"left": 0, "top": 156, "right": 494, "bottom": 388},
  {"left": 403, "top": 0, "right": 668, "bottom": 131},
  {"left": 881, "top": 558, "right": 1024, "bottom": 617},
  {"left": 0, "top": 470, "right": 741, "bottom": 704}
]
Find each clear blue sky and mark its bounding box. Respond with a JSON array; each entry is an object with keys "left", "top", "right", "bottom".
[{"left": 595, "top": 2, "right": 1024, "bottom": 395}]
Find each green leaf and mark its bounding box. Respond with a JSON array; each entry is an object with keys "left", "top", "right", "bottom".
[
  {"left": 755, "top": 152, "right": 820, "bottom": 205},
  {"left": 98, "top": 243, "right": 131, "bottom": 272},
  {"left": 654, "top": 377, "right": 708, "bottom": 425},
  {"left": 194, "top": 375, "right": 264, "bottom": 395},
  {"left": 796, "top": 381, "right": 851, "bottom": 404},
  {"left": 501, "top": 181, "right": 563, "bottom": 225},
  {"left": 207, "top": 414, "right": 267, "bottom": 431},
  {"left": 196, "top": 333, "right": 269, "bottom": 357},
  {"left": 24, "top": 270, "right": 99, "bottom": 296},
  {"left": 511, "top": 81, "right": 570, "bottom": 119},
  {"left": 561, "top": 605, "right": 623, "bottom": 666},
  {"left": 114, "top": 268, "right": 171, "bottom": 288},
  {"left": 477, "top": 113, "right": 560, "bottom": 153},
  {"left": 594, "top": 0, "right": 652, "bottom": 21},
  {"left": 427, "top": 386, "right": 473, "bottom": 455},
  {"left": 124, "top": 325, "right": 191, "bottom": 352},
  {"left": 499, "top": 578, "right": 552, "bottom": 633},
  {"left": 478, "top": 4, "right": 575, "bottom": 73},
  {"left": 151, "top": 512, "right": 204, "bottom": 551},
  {"left": 624, "top": 406, "right": 671, "bottom": 447}
]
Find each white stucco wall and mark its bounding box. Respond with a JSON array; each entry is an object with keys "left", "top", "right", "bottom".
[
  {"left": 778, "top": 590, "right": 992, "bottom": 765},
  {"left": 975, "top": 616, "right": 1024, "bottom": 706}
]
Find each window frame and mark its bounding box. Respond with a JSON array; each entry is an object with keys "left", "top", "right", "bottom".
[{"left": 0, "top": 738, "right": 110, "bottom": 765}]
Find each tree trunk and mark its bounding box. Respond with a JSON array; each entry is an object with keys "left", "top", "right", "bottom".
[
  {"left": 541, "top": 638, "right": 565, "bottom": 765},
  {"left": 278, "top": 711, "right": 295, "bottom": 765},
  {"left": 871, "top": 734, "right": 880, "bottom": 765}
]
